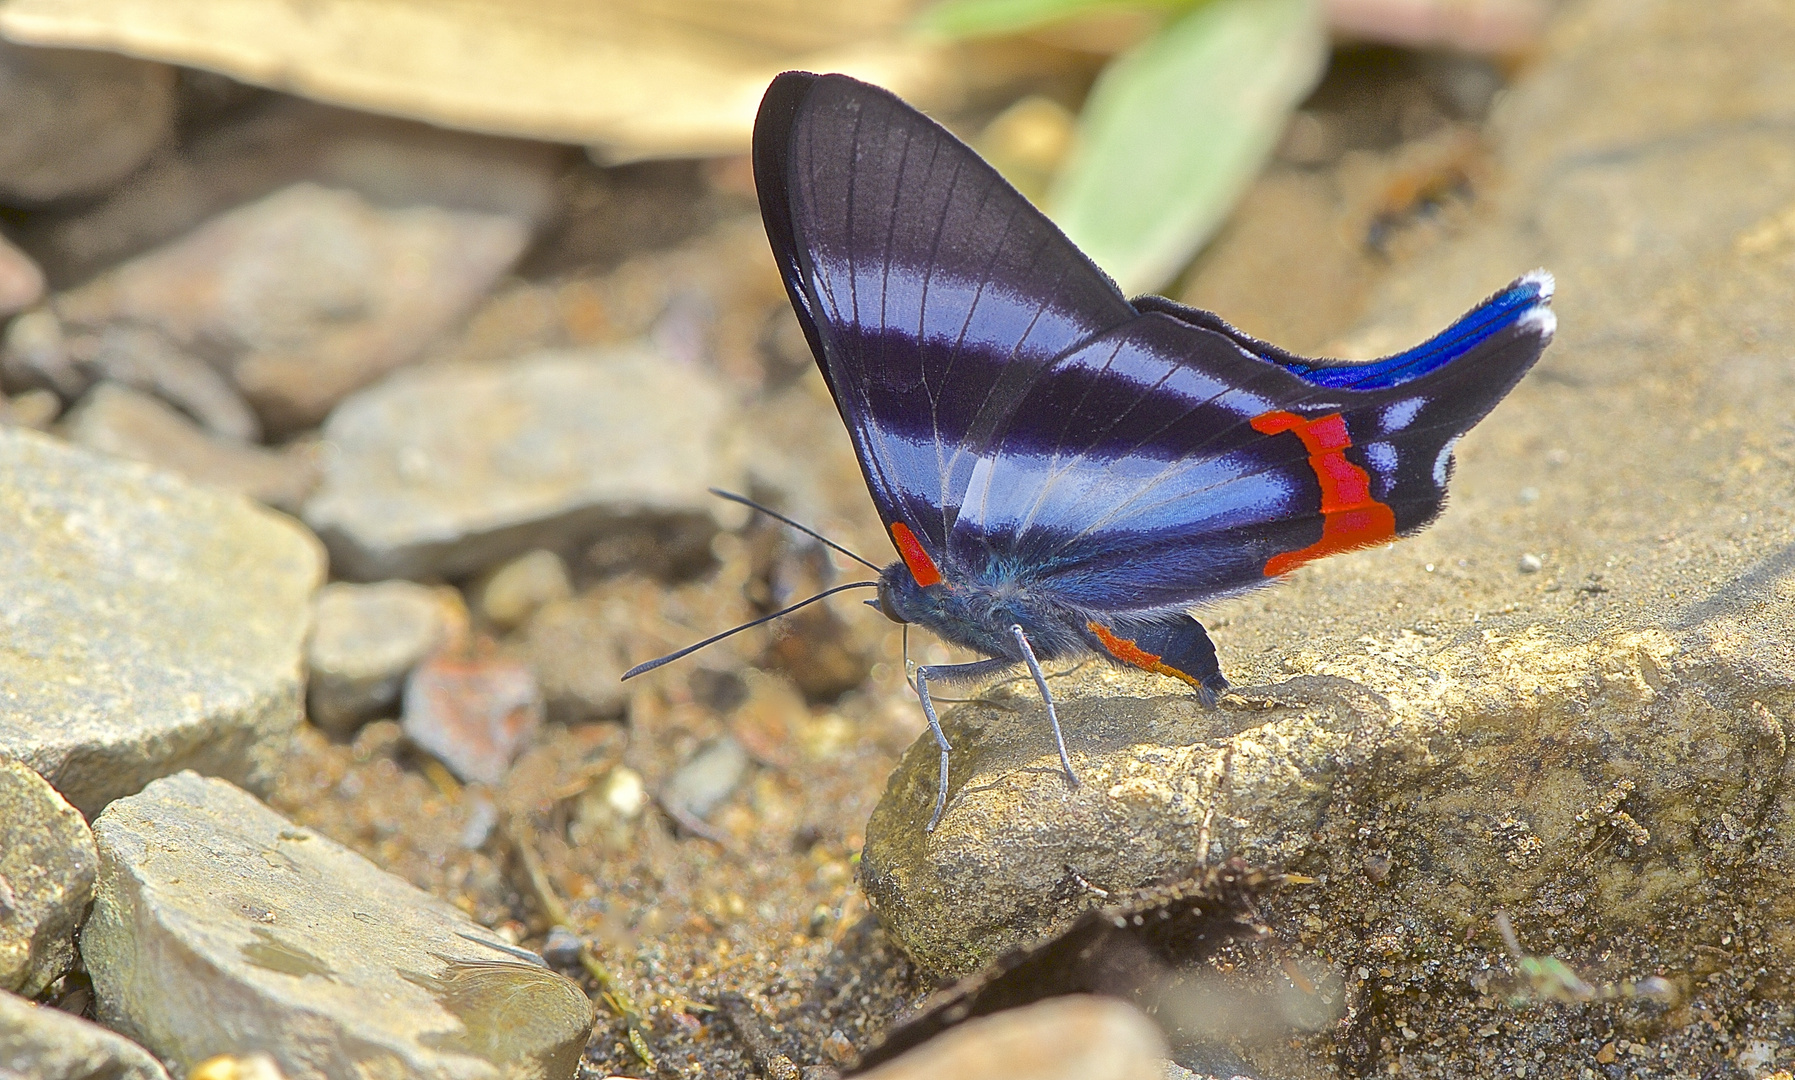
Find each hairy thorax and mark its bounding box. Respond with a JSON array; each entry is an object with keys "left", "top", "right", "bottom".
[{"left": 876, "top": 560, "right": 1094, "bottom": 663}]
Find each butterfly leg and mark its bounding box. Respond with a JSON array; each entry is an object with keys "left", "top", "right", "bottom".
[
  {"left": 1010, "top": 624, "right": 1077, "bottom": 789},
  {"left": 913, "top": 657, "right": 1015, "bottom": 832}
]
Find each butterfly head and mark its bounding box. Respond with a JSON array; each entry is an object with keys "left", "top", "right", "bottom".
[{"left": 874, "top": 562, "right": 916, "bottom": 625}]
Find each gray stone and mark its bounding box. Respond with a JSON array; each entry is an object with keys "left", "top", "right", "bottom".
[
  {"left": 0, "top": 428, "right": 322, "bottom": 817},
  {"left": 2, "top": 309, "right": 262, "bottom": 440},
  {"left": 304, "top": 346, "right": 737, "bottom": 581},
  {"left": 662, "top": 737, "right": 748, "bottom": 823},
  {"left": 0, "top": 41, "right": 174, "bottom": 203},
  {"left": 1, "top": 306, "right": 79, "bottom": 397},
  {"left": 0, "top": 233, "right": 43, "bottom": 317},
  {"left": 66, "top": 324, "right": 264, "bottom": 442},
  {"left": 83, "top": 772, "right": 593, "bottom": 1080},
  {"left": 63, "top": 382, "right": 318, "bottom": 513},
  {"left": 9, "top": 98, "right": 561, "bottom": 291},
  {"left": 0, "top": 759, "right": 95, "bottom": 996},
  {"left": 51, "top": 180, "right": 533, "bottom": 435},
  {"left": 0, "top": 987, "right": 170, "bottom": 1080},
  {"left": 860, "top": 4, "right": 1795, "bottom": 1067},
  {"left": 305, "top": 581, "right": 446, "bottom": 734},
  {"left": 857, "top": 997, "right": 1166, "bottom": 1080},
  {"left": 471, "top": 549, "right": 571, "bottom": 631}
]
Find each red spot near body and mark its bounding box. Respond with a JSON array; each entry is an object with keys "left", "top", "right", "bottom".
[
  {"left": 1251, "top": 409, "right": 1397, "bottom": 577},
  {"left": 889, "top": 521, "right": 944, "bottom": 587},
  {"left": 1087, "top": 621, "right": 1203, "bottom": 689}
]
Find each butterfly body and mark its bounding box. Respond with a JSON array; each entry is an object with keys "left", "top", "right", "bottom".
[{"left": 746, "top": 71, "right": 1555, "bottom": 829}]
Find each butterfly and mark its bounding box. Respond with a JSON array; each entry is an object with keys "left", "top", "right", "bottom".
[{"left": 631, "top": 71, "right": 1554, "bottom": 833}]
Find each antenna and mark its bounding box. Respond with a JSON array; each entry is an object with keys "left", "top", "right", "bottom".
[
  {"left": 621, "top": 580, "right": 880, "bottom": 681},
  {"left": 709, "top": 488, "right": 882, "bottom": 571}
]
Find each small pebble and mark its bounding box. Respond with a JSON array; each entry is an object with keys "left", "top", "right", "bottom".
[
  {"left": 457, "top": 794, "right": 498, "bottom": 850},
  {"left": 1, "top": 387, "right": 59, "bottom": 429},
  {"left": 539, "top": 926, "right": 585, "bottom": 971},
  {"left": 1, "top": 307, "right": 80, "bottom": 396},
  {"left": 1518, "top": 553, "right": 1544, "bottom": 574},
  {"left": 402, "top": 651, "right": 544, "bottom": 785},
  {"left": 852, "top": 996, "right": 1165, "bottom": 1080},
  {"left": 306, "top": 581, "right": 446, "bottom": 734},
  {"left": 820, "top": 1029, "right": 857, "bottom": 1065},
  {"left": 0, "top": 232, "right": 45, "bottom": 316},
  {"left": 661, "top": 738, "right": 748, "bottom": 823},
  {"left": 602, "top": 767, "right": 648, "bottom": 820},
  {"left": 473, "top": 548, "right": 572, "bottom": 630},
  {"left": 1518, "top": 486, "right": 1539, "bottom": 504}
]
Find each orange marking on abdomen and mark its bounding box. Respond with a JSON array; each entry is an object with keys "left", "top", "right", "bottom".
[
  {"left": 889, "top": 521, "right": 944, "bottom": 587},
  {"left": 1250, "top": 410, "right": 1397, "bottom": 577},
  {"left": 1087, "top": 621, "right": 1204, "bottom": 689}
]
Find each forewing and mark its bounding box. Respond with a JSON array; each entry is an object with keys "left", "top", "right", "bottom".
[
  {"left": 753, "top": 72, "right": 1135, "bottom": 551},
  {"left": 949, "top": 276, "right": 1555, "bottom": 613}
]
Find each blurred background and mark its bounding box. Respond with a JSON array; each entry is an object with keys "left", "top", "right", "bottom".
[{"left": 0, "top": 0, "right": 1559, "bottom": 1074}]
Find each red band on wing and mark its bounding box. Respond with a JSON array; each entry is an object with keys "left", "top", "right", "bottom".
[
  {"left": 1087, "top": 621, "right": 1203, "bottom": 689},
  {"left": 1250, "top": 410, "right": 1397, "bottom": 577},
  {"left": 889, "top": 522, "right": 944, "bottom": 587}
]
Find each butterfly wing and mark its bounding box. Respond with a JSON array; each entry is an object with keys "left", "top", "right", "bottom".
[
  {"left": 947, "top": 274, "right": 1555, "bottom": 614},
  {"left": 753, "top": 71, "right": 1135, "bottom": 555},
  {"left": 755, "top": 72, "right": 1553, "bottom": 619}
]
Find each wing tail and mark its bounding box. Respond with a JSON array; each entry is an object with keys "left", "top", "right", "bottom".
[{"left": 1334, "top": 277, "right": 1555, "bottom": 535}]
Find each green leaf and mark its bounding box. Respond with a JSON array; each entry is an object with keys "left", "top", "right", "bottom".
[
  {"left": 914, "top": 0, "right": 1181, "bottom": 41},
  {"left": 1046, "top": 0, "right": 1327, "bottom": 294}
]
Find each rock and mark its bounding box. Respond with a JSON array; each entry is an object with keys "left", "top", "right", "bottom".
[
  {"left": 0, "top": 987, "right": 171, "bottom": 1080},
  {"left": 661, "top": 737, "right": 748, "bottom": 827},
  {"left": 0, "top": 428, "right": 322, "bottom": 817},
  {"left": 472, "top": 548, "right": 571, "bottom": 630},
  {"left": 1, "top": 307, "right": 78, "bottom": 397},
  {"left": 862, "top": 4, "right": 1795, "bottom": 1073},
  {"left": 0, "top": 387, "right": 58, "bottom": 429},
  {"left": 63, "top": 382, "right": 318, "bottom": 512},
  {"left": 305, "top": 581, "right": 447, "bottom": 734},
  {"left": 2, "top": 309, "right": 262, "bottom": 440},
  {"left": 304, "top": 345, "right": 736, "bottom": 581},
  {"left": 402, "top": 652, "right": 544, "bottom": 785},
  {"left": 0, "top": 40, "right": 174, "bottom": 203},
  {"left": 0, "top": 232, "right": 44, "bottom": 316},
  {"left": 67, "top": 324, "right": 265, "bottom": 441},
  {"left": 83, "top": 772, "right": 594, "bottom": 1079},
  {"left": 567, "top": 766, "right": 647, "bottom": 849},
  {"left": 857, "top": 996, "right": 1166, "bottom": 1080},
  {"left": 0, "top": 760, "right": 95, "bottom": 996},
  {"left": 51, "top": 180, "right": 533, "bottom": 434},
  {"left": 9, "top": 98, "right": 562, "bottom": 290},
  {"left": 537, "top": 928, "right": 583, "bottom": 972}
]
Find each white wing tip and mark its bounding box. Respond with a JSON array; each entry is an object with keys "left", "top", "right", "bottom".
[
  {"left": 1518, "top": 304, "right": 1557, "bottom": 342},
  {"left": 1519, "top": 268, "right": 1555, "bottom": 300}
]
